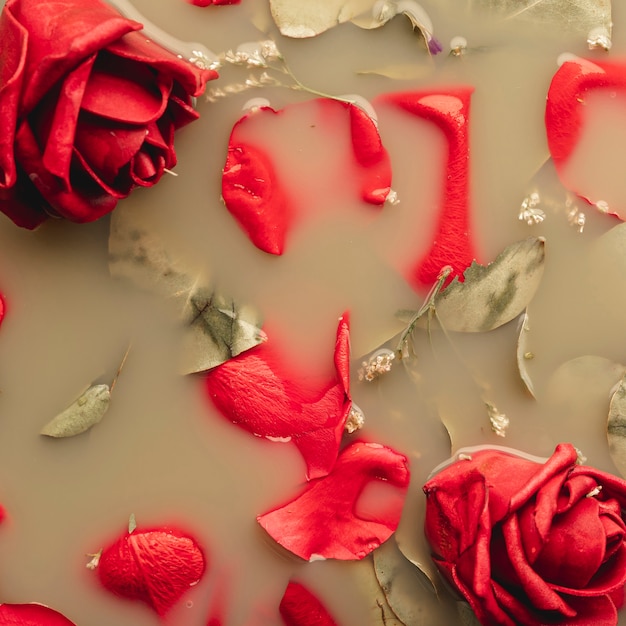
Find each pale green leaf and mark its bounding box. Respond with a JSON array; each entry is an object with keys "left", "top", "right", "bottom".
[
  {"left": 40, "top": 385, "right": 111, "bottom": 438},
  {"left": 516, "top": 310, "right": 536, "bottom": 397},
  {"left": 109, "top": 206, "right": 265, "bottom": 374},
  {"left": 475, "top": 0, "right": 611, "bottom": 37},
  {"left": 608, "top": 374, "right": 626, "bottom": 478},
  {"left": 431, "top": 237, "right": 546, "bottom": 332},
  {"left": 270, "top": 0, "right": 435, "bottom": 51},
  {"left": 128, "top": 513, "right": 137, "bottom": 534}
]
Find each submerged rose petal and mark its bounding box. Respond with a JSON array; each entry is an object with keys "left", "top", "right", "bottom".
[
  {"left": 0, "top": 604, "right": 78, "bottom": 625},
  {"left": 221, "top": 100, "right": 391, "bottom": 255},
  {"left": 279, "top": 581, "right": 338, "bottom": 626},
  {"left": 376, "top": 87, "right": 476, "bottom": 291},
  {"left": 96, "top": 524, "right": 206, "bottom": 616},
  {"left": 257, "top": 440, "right": 410, "bottom": 560},
  {"left": 187, "top": 0, "right": 240, "bottom": 5},
  {"left": 205, "top": 313, "right": 351, "bottom": 480},
  {"left": 546, "top": 56, "right": 626, "bottom": 219}
]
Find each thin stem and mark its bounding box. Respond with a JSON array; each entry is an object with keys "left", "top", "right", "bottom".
[
  {"left": 110, "top": 344, "right": 132, "bottom": 394},
  {"left": 397, "top": 265, "right": 452, "bottom": 356}
]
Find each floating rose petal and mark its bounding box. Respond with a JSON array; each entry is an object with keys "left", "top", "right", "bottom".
[
  {"left": 222, "top": 99, "right": 391, "bottom": 255},
  {"left": 96, "top": 523, "right": 206, "bottom": 616},
  {"left": 279, "top": 581, "right": 338, "bottom": 626},
  {"left": 205, "top": 313, "right": 351, "bottom": 480},
  {"left": 258, "top": 440, "right": 410, "bottom": 561},
  {"left": 376, "top": 88, "right": 477, "bottom": 291},
  {"left": 0, "top": 603, "right": 77, "bottom": 625},
  {"left": 0, "top": 293, "right": 5, "bottom": 326},
  {"left": 546, "top": 56, "right": 626, "bottom": 219}
]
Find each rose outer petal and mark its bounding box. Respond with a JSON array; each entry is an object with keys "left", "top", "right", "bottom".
[
  {"left": 205, "top": 313, "right": 351, "bottom": 480},
  {"left": 257, "top": 440, "right": 410, "bottom": 561},
  {"left": 0, "top": 604, "right": 78, "bottom": 625},
  {"left": 279, "top": 581, "right": 338, "bottom": 626}
]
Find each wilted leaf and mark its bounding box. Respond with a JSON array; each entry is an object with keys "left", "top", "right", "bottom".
[
  {"left": 270, "top": 0, "right": 438, "bottom": 52},
  {"left": 40, "top": 384, "right": 111, "bottom": 438},
  {"left": 457, "top": 601, "right": 482, "bottom": 626},
  {"left": 373, "top": 538, "right": 442, "bottom": 625},
  {"left": 608, "top": 374, "right": 626, "bottom": 478},
  {"left": 269, "top": 0, "right": 375, "bottom": 37},
  {"left": 431, "top": 237, "right": 545, "bottom": 333},
  {"left": 516, "top": 310, "right": 536, "bottom": 397},
  {"left": 475, "top": 0, "right": 611, "bottom": 37},
  {"left": 109, "top": 206, "right": 265, "bottom": 374}
]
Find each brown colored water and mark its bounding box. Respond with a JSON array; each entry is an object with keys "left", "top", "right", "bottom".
[{"left": 2, "top": 0, "right": 626, "bottom": 624}]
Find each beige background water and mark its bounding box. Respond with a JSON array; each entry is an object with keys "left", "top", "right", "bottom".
[{"left": 1, "top": 0, "right": 626, "bottom": 624}]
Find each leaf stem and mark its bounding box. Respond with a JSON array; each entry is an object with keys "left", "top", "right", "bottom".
[
  {"left": 110, "top": 344, "right": 132, "bottom": 394},
  {"left": 397, "top": 265, "right": 452, "bottom": 357}
]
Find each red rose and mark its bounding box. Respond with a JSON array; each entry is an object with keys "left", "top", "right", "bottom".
[
  {"left": 0, "top": 0, "right": 217, "bottom": 228},
  {"left": 423, "top": 443, "right": 626, "bottom": 626}
]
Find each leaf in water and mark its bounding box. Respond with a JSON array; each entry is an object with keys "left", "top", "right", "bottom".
[
  {"left": 607, "top": 374, "right": 626, "bottom": 478},
  {"left": 40, "top": 384, "right": 111, "bottom": 438},
  {"left": 431, "top": 237, "right": 546, "bottom": 333},
  {"left": 270, "top": 0, "right": 439, "bottom": 52},
  {"left": 476, "top": 0, "right": 611, "bottom": 38},
  {"left": 128, "top": 513, "right": 137, "bottom": 534},
  {"left": 457, "top": 601, "right": 483, "bottom": 626},
  {"left": 373, "top": 538, "right": 444, "bottom": 625},
  {"left": 516, "top": 310, "right": 536, "bottom": 397},
  {"left": 269, "top": 0, "right": 379, "bottom": 37},
  {"left": 109, "top": 205, "right": 265, "bottom": 374},
  {"left": 357, "top": 64, "right": 433, "bottom": 81}
]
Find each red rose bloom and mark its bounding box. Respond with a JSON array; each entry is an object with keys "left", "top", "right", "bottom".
[
  {"left": 423, "top": 443, "right": 626, "bottom": 626},
  {"left": 0, "top": 0, "right": 217, "bottom": 228}
]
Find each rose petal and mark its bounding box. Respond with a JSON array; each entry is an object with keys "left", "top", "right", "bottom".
[
  {"left": 188, "top": 0, "right": 241, "bottom": 5},
  {"left": 546, "top": 57, "right": 626, "bottom": 219},
  {"left": 222, "top": 123, "right": 293, "bottom": 255},
  {"left": 559, "top": 593, "right": 619, "bottom": 626},
  {"left": 107, "top": 29, "right": 217, "bottom": 99},
  {"left": 205, "top": 313, "right": 351, "bottom": 480},
  {"left": 375, "top": 88, "right": 476, "bottom": 290},
  {"left": 5, "top": 0, "right": 142, "bottom": 116},
  {"left": 257, "top": 440, "right": 410, "bottom": 561},
  {"left": 0, "top": 4, "right": 28, "bottom": 190},
  {"left": 14, "top": 121, "right": 118, "bottom": 221},
  {"left": 96, "top": 524, "right": 207, "bottom": 616},
  {"left": 279, "top": 581, "right": 338, "bottom": 626},
  {"left": 80, "top": 54, "right": 169, "bottom": 125},
  {"left": 0, "top": 603, "right": 78, "bottom": 625},
  {"left": 221, "top": 100, "right": 390, "bottom": 255},
  {"left": 0, "top": 294, "right": 5, "bottom": 326}
]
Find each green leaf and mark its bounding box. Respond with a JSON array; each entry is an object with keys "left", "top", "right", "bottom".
[
  {"left": 608, "top": 374, "right": 626, "bottom": 478},
  {"left": 516, "top": 311, "right": 536, "bottom": 397},
  {"left": 270, "top": 0, "right": 435, "bottom": 51},
  {"left": 128, "top": 513, "right": 137, "bottom": 534},
  {"left": 431, "top": 237, "right": 546, "bottom": 333},
  {"left": 108, "top": 205, "right": 266, "bottom": 374},
  {"left": 476, "top": 0, "right": 611, "bottom": 38},
  {"left": 40, "top": 384, "right": 111, "bottom": 438}
]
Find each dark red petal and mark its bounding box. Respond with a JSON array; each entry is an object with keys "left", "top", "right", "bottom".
[
  {"left": 106, "top": 29, "right": 217, "bottom": 98},
  {"left": 205, "top": 313, "right": 351, "bottom": 480},
  {"left": 375, "top": 88, "right": 476, "bottom": 291},
  {"left": 546, "top": 57, "right": 626, "bottom": 219},
  {"left": 257, "top": 440, "right": 410, "bottom": 561},
  {"left": 96, "top": 524, "right": 207, "bottom": 616},
  {"left": 279, "top": 581, "right": 338, "bottom": 626},
  {"left": 559, "top": 594, "right": 619, "bottom": 626},
  {"left": 0, "top": 4, "right": 28, "bottom": 190},
  {"left": 0, "top": 603, "right": 78, "bottom": 625},
  {"left": 5, "top": 0, "right": 142, "bottom": 117},
  {"left": 0, "top": 294, "right": 5, "bottom": 326},
  {"left": 41, "top": 55, "right": 96, "bottom": 183},
  {"left": 14, "top": 120, "right": 118, "bottom": 222},
  {"left": 222, "top": 108, "right": 292, "bottom": 255}
]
